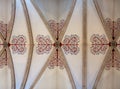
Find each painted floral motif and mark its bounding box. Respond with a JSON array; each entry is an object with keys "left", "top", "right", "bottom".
[
  {"left": 62, "top": 34, "right": 80, "bottom": 55},
  {"left": 0, "top": 21, "right": 7, "bottom": 39},
  {"left": 90, "top": 34, "right": 109, "bottom": 55},
  {"left": 105, "top": 49, "right": 120, "bottom": 70},
  {"left": 105, "top": 51, "right": 120, "bottom": 70},
  {"left": 36, "top": 35, "right": 52, "bottom": 54},
  {"left": 91, "top": 18, "right": 120, "bottom": 70},
  {"left": 36, "top": 34, "right": 80, "bottom": 69},
  {"left": 11, "top": 35, "right": 26, "bottom": 54},
  {"left": 105, "top": 18, "right": 120, "bottom": 35},
  {"left": 48, "top": 20, "right": 64, "bottom": 38},
  {"left": 48, "top": 50, "right": 64, "bottom": 69},
  {"left": 36, "top": 19, "right": 80, "bottom": 69}
]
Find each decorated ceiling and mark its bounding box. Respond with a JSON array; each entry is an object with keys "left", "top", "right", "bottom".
[{"left": 0, "top": 0, "right": 120, "bottom": 89}]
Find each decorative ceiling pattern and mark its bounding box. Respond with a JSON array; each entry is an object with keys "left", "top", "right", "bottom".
[
  {"left": 0, "top": 0, "right": 120, "bottom": 89},
  {"left": 48, "top": 19, "right": 65, "bottom": 39},
  {"left": 0, "top": 0, "right": 16, "bottom": 88},
  {"left": 90, "top": 18, "right": 120, "bottom": 70},
  {"left": 11, "top": 35, "right": 27, "bottom": 54},
  {"left": 91, "top": 0, "right": 120, "bottom": 89},
  {"left": 28, "top": 0, "right": 79, "bottom": 88},
  {"left": 36, "top": 35, "right": 52, "bottom": 54},
  {"left": 36, "top": 33, "right": 79, "bottom": 69}
]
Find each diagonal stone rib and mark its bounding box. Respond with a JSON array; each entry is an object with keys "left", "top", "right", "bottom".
[
  {"left": 0, "top": 21, "right": 7, "bottom": 40},
  {"left": 0, "top": 48, "right": 5, "bottom": 57},
  {"left": 59, "top": 48, "right": 76, "bottom": 89},
  {"left": 30, "top": 48, "right": 56, "bottom": 89},
  {"left": 59, "top": 0, "right": 76, "bottom": 42},
  {"left": 94, "top": 0, "right": 120, "bottom": 42},
  {"left": 6, "top": 47, "right": 16, "bottom": 89},
  {"left": 31, "top": 0, "right": 56, "bottom": 41},
  {"left": 31, "top": 0, "right": 76, "bottom": 42},
  {"left": 93, "top": 0, "right": 112, "bottom": 41},
  {"left": 93, "top": 48, "right": 112, "bottom": 89},
  {"left": 30, "top": 47, "right": 77, "bottom": 89},
  {"left": 0, "top": 49, "right": 7, "bottom": 68},
  {"left": 0, "top": 32, "right": 4, "bottom": 42},
  {"left": 6, "top": 0, "right": 16, "bottom": 43}
]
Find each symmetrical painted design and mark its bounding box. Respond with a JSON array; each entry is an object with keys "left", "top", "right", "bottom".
[
  {"left": 105, "top": 50, "right": 120, "bottom": 70},
  {"left": 93, "top": 0, "right": 120, "bottom": 88},
  {"left": 48, "top": 20, "right": 65, "bottom": 39},
  {"left": 11, "top": 35, "right": 27, "bottom": 54},
  {"left": 90, "top": 34, "right": 109, "bottom": 55},
  {"left": 44, "top": 14, "right": 78, "bottom": 89},
  {"left": 90, "top": 18, "right": 120, "bottom": 71},
  {"left": 0, "top": 22, "right": 8, "bottom": 69},
  {"left": 0, "top": 0, "right": 16, "bottom": 89},
  {"left": 36, "top": 35, "right": 52, "bottom": 54},
  {"left": 105, "top": 18, "right": 120, "bottom": 40},
  {"left": 0, "top": 21, "right": 16, "bottom": 88},
  {"left": 62, "top": 34, "right": 80, "bottom": 55},
  {"left": 0, "top": 34, "right": 27, "bottom": 67},
  {"left": 36, "top": 34, "right": 79, "bottom": 69},
  {"left": 0, "top": 21, "right": 7, "bottom": 39},
  {"left": 26, "top": 0, "right": 77, "bottom": 89},
  {"left": 36, "top": 34, "right": 79, "bottom": 55},
  {"left": 48, "top": 50, "right": 64, "bottom": 69}
]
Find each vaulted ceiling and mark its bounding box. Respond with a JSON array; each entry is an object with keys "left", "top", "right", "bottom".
[{"left": 0, "top": 0, "right": 120, "bottom": 89}]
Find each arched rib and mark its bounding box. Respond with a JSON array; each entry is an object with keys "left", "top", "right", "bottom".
[
  {"left": 93, "top": 0, "right": 112, "bottom": 41},
  {"left": 6, "top": 47, "right": 16, "bottom": 89},
  {"left": 30, "top": 48, "right": 56, "bottom": 89},
  {"left": 59, "top": 48, "right": 76, "bottom": 89},
  {"left": 31, "top": 0, "right": 76, "bottom": 42},
  {"left": 4, "top": 1, "right": 17, "bottom": 88},
  {"left": 31, "top": 0, "right": 56, "bottom": 41},
  {"left": 6, "top": 0, "right": 16, "bottom": 43},
  {"left": 0, "top": 48, "right": 5, "bottom": 57},
  {"left": 0, "top": 33, "right": 4, "bottom": 42},
  {"left": 20, "top": 0, "right": 34, "bottom": 89},
  {"left": 59, "top": 0, "right": 76, "bottom": 42},
  {"left": 93, "top": 48, "right": 112, "bottom": 89}
]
